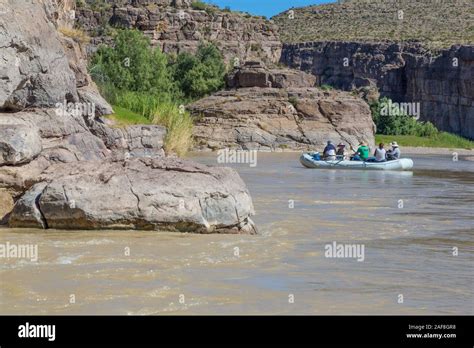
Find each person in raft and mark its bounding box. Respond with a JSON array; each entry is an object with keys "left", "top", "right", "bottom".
[
  {"left": 352, "top": 142, "right": 370, "bottom": 161},
  {"left": 336, "top": 142, "right": 347, "bottom": 159},
  {"left": 373, "top": 143, "right": 387, "bottom": 162},
  {"left": 386, "top": 141, "right": 401, "bottom": 160},
  {"left": 323, "top": 140, "right": 337, "bottom": 160}
]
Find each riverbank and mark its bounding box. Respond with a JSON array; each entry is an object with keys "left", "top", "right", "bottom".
[
  {"left": 104, "top": 106, "right": 474, "bottom": 158},
  {"left": 375, "top": 134, "right": 474, "bottom": 150},
  {"left": 402, "top": 147, "right": 474, "bottom": 158}
]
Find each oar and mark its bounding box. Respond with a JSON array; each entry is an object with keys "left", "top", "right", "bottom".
[{"left": 330, "top": 159, "right": 344, "bottom": 167}]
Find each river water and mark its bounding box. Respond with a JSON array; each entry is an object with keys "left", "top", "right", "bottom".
[{"left": 1, "top": 153, "right": 473, "bottom": 314}]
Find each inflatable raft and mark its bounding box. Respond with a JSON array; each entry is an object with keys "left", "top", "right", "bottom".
[{"left": 300, "top": 153, "right": 414, "bottom": 171}]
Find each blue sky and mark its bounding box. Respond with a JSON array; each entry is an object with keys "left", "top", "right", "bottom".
[{"left": 203, "top": 0, "right": 336, "bottom": 18}]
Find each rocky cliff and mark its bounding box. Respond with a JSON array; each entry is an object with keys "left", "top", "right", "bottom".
[
  {"left": 189, "top": 61, "right": 375, "bottom": 151},
  {"left": 0, "top": 0, "right": 256, "bottom": 233},
  {"left": 75, "top": 0, "right": 282, "bottom": 63},
  {"left": 281, "top": 42, "right": 474, "bottom": 139},
  {"left": 0, "top": 0, "right": 111, "bottom": 114}
]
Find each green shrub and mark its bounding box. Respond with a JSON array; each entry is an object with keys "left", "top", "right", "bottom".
[
  {"left": 250, "top": 43, "right": 262, "bottom": 52},
  {"left": 416, "top": 121, "right": 439, "bottom": 137},
  {"left": 321, "top": 84, "right": 334, "bottom": 91},
  {"left": 75, "top": 0, "right": 86, "bottom": 8},
  {"left": 90, "top": 29, "right": 178, "bottom": 99},
  {"left": 375, "top": 133, "right": 474, "bottom": 149},
  {"left": 205, "top": 7, "right": 217, "bottom": 16},
  {"left": 371, "top": 97, "right": 439, "bottom": 137},
  {"left": 79, "top": 0, "right": 111, "bottom": 12},
  {"left": 288, "top": 96, "right": 299, "bottom": 107},
  {"left": 170, "top": 42, "right": 226, "bottom": 99},
  {"left": 191, "top": 1, "right": 208, "bottom": 11},
  {"left": 89, "top": 30, "right": 226, "bottom": 156}
]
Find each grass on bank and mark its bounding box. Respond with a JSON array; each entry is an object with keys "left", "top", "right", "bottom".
[
  {"left": 107, "top": 102, "right": 193, "bottom": 157},
  {"left": 375, "top": 133, "right": 474, "bottom": 150},
  {"left": 107, "top": 105, "right": 151, "bottom": 126},
  {"left": 152, "top": 103, "right": 194, "bottom": 157}
]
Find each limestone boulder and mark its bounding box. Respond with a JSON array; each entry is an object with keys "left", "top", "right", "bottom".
[
  {"left": 9, "top": 158, "right": 256, "bottom": 234},
  {"left": 8, "top": 183, "right": 48, "bottom": 229},
  {"left": 0, "top": 125, "right": 42, "bottom": 165}
]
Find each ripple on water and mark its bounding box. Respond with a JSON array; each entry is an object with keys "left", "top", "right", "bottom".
[{"left": 0, "top": 153, "right": 473, "bottom": 314}]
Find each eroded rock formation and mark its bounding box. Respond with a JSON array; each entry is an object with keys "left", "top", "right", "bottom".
[
  {"left": 281, "top": 41, "right": 474, "bottom": 139},
  {"left": 189, "top": 61, "right": 375, "bottom": 151},
  {"left": 0, "top": 0, "right": 256, "bottom": 233}
]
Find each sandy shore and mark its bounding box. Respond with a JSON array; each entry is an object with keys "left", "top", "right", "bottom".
[
  {"left": 402, "top": 146, "right": 473, "bottom": 155},
  {"left": 402, "top": 146, "right": 474, "bottom": 159}
]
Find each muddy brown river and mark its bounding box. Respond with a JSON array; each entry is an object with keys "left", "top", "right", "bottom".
[{"left": 1, "top": 153, "right": 473, "bottom": 314}]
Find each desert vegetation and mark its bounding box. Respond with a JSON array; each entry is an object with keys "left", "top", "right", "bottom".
[
  {"left": 273, "top": 0, "right": 473, "bottom": 49},
  {"left": 375, "top": 133, "right": 474, "bottom": 149},
  {"left": 371, "top": 97, "right": 473, "bottom": 149},
  {"left": 58, "top": 27, "right": 90, "bottom": 44},
  {"left": 371, "top": 97, "right": 438, "bottom": 137},
  {"left": 89, "top": 29, "right": 226, "bottom": 156}
]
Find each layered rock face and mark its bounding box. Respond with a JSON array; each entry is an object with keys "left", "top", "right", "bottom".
[
  {"left": 0, "top": 0, "right": 111, "bottom": 115},
  {"left": 281, "top": 41, "right": 474, "bottom": 139},
  {"left": 0, "top": 0, "right": 256, "bottom": 233},
  {"left": 75, "top": 0, "right": 282, "bottom": 63},
  {"left": 189, "top": 62, "right": 375, "bottom": 151},
  {"left": 226, "top": 60, "right": 317, "bottom": 89},
  {"left": 0, "top": 0, "right": 77, "bottom": 110}
]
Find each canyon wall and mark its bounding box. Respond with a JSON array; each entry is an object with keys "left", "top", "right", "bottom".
[
  {"left": 281, "top": 42, "right": 474, "bottom": 139},
  {"left": 75, "top": 0, "right": 282, "bottom": 63}
]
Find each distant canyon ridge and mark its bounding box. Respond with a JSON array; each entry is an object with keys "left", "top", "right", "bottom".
[
  {"left": 75, "top": 0, "right": 473, "bottom": 140},
  {"left": 281, "top": 42, "right": 474, "bottom": 140}
]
